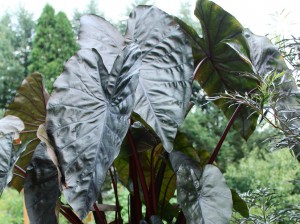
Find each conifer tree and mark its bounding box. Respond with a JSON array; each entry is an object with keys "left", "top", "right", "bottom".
[{"left": 29, "top": 4, "right": 77, "bottom": 90}]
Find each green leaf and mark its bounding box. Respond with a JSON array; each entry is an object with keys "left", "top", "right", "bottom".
[
  {"left": 5, "top": 73, "right": 49, "bottom": 191},
  {"left": 46, "top": 44, "right": 141, "bottom": 219},
  {"left": 231, "top": 189, "right": 249, "bottom": 218},
  {"left": 24, "top": 142, "right": 60, "bottom": 224},
  {"left": 126, "top": 6, "right": 194, "bottom": 152},
  {"left": 170, "top": 152, "right": 232, "bottom": 223},
  {"left": 193, "top": 0, "right": 259, "bottom": 139}
]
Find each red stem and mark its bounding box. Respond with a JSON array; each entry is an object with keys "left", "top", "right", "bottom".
[
  {"left": 109, "top": 166, "right": 122, "bottom": 223},
  {"left": 127, "top": 130, "right": 153, "bottom": 217},
  {"left": 129, "top": 156, "right": 142, "bottom": 222},
  {"left": 176, "top": 211, "right": 186, "bottom": 224},
  {"left": 149, "top": 147, "right": 158, "bottom": 214},
  {"left": 93, "top": 204, "right": 107, "bottom": 224},
  {"left": 60, "top": 206, "right": 83, "bottom": 224},
  {"left": 192, "top": 56, "right": 209, "bottom": 81},
  {"left": 208, "top": 104, "right": 242, "bottom": 164}
]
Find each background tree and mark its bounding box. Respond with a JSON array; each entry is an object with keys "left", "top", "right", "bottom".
[
  {"left": 14, "top": 7, "right": 35, "bottom": 78},
  {"left": 0, "top": 14, "right": 23, "bottom": 109},
  {"left": 29, "top": 4, "right": 77, "bottom": 90},
  {"left": 72, "top": 0, "right": 104, "bottom": 34}
]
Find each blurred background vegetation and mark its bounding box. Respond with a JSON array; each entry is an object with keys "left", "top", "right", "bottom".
[{"left": 0, "top": 0, "right": 299, "bottom": 223}]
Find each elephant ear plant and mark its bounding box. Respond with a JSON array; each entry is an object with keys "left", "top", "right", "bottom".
[{"left": 0, "top": 0, "right": 299, "bottom": 223}]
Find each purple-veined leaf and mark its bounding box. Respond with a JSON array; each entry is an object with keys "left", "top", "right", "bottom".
[
  {"left": 46, "top": 43, "right": 141, "bottom": 219},
  {"left": 192, "top": 0, "right": 259, "bottom": 139},
  {"left": 5, "top": 73, "right": 49, "bottom": 191}
]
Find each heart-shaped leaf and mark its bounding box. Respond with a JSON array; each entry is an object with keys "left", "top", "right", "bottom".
[
  {"left": 126, "top": 6, "right": 194, "bottom": 152},
  {"left": 5, "top": 73, "right": 49, "bottom": 191},
  {"left": 193, "top": 0, "right": 259, "bottom": 139},
  {"left": 46, "top": 43, "right": 141, "bottom": 219},
  {"left": 78, "top": 7, "right": 194, "bottom": 152},
  {"left": 170, "top": 152, "right": 232, "bottom": 223},
  {"left": 24, "top": 142, "right": 60, "bottom": 224}
]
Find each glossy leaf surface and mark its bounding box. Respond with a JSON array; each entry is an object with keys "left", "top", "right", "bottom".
[
  {"left": 24, "top": 142, "right": 60, "bottom": 224},
  {"left": 170, "top": 151, "right": 232, "bottom": 223},
  {"left": 126, "top": 6, "right": 194, "bottom": 152},
  {"left": 193, "top": 0, "right": 259, "bottom": 139},
  {"left": 47, "top": 44, "right": 141, "bottom": 218},
  {"left": 0, "top": 134, "right": 14, "bottom": 196},
  {"left": 78, "top": 15, "right": 124, "bottom": 73},
  {"left": 5, "top": 73, "right": 49, "bottom": 191}
]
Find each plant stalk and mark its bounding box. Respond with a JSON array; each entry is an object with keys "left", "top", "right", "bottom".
[
  {"left": 93, "top": 204, "right": 107, "bottom": 224},
  {"left": 127, "top": 130, "right": 153, "bottom": 217},
  {"left": 109, "top": 166, "right": 122, "bottom": 223},
  {"left": 129, "top": 156, "right": 142, "bottom": 222},
  {"left": 208, "top": 104, "right": 242, "bottom": 164}
]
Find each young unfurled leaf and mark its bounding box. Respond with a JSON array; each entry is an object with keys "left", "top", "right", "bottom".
[
  {"left": 24, "top": 142, "right": 61, "bottom": 224},
  {"left": 5, "top": 73, "right": 49, "bottom": 191},
  {"left": 47, "top": 44, "right": 141, "bottom": 219}
]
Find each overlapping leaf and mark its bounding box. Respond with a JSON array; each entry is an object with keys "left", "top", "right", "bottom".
[
  {"left": 170, "top": 151, "right": 232, "bottom": 223},
  {"left": 0, "top": 116, "right": 26, "bottom": 196},
  {"left": 78, "top": 15, "right": 124, "bottom": 73},
  {"left": 46, "top": 44, "right": 141, "bottom": 219},
  {"left": 230, "top": 29, "right": 300, "bottom": 161},
  {"left": 5, "top": 73, "right": 49, "bottom": 191},
  {"left": 191, "top": 0, "right": 259, "bottom": 139},
  {"left": 78, "top": 6, "right": 194, "bottom": 152},
  {"left": 126, "top": 6, "right": 194, "bottom": 152},
  {"left": 24, "top": 142, "right": 60, "bottom": 224}
]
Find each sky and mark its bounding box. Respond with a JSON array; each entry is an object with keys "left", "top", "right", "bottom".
[{"left": 0, "top": 0, "right": 300, "bottom": 37}]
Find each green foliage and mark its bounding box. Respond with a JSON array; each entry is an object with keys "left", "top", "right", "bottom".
[
  {"left": 225, "top": 148, "right": 300, "bottom": 205},
  {"left": 232, "top": 188, "right": 300, "bottom": 223},
  {"left": 0, "top": 188, "right": 23, "bottom": 224},
  {"left": 14, "top": 7, "right": 35, "bottom": 78},
  {"left": 0, "top": 14, "right": 24, "bottom": 109},
  {"left": 29, "top": 4, "right": 77, "bottom": 90}
]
